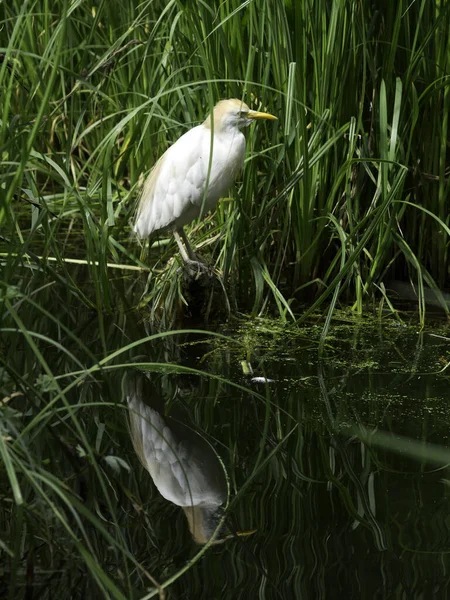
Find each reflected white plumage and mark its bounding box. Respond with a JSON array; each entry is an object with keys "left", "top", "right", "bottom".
[
  {"left": 134, "top": 99, "right": 277, "bottom": 265},
  {"left": 127, "top": 376, "right": 228, "bottom": 544}
]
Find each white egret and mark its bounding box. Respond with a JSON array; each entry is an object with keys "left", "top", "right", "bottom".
[
  {"left": 126, "top": 375, "right": 228, "bottom": 544},
  {"left": 134, "top": 99, "right": 277, "bottom": 270}
]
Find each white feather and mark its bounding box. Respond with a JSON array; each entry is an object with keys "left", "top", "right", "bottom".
[
  {"left": 133, "top": 98, "right": 271, "bottom": 239},
  {"left": 134, "top": 125, "right": 245, "bottom": 237},
  {"left": 127, "top": 393, "right": 225, "bottom": 508}
]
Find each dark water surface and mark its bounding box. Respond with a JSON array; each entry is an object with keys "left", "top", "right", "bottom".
[{"left": 2, "top": 293, "right": 450, "bottom": 599}]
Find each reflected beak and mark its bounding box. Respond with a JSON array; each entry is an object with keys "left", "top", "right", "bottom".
[
  {"left": 220, "top": 529, "right": 257, "bottom": 542},
  {"left": 236, "top": 529, "right": 257, "bottom": 537},
  {"left": 246, "top": 109, "right": 277, "bottom": 121}
]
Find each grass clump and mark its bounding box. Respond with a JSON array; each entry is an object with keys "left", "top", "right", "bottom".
[{"left": 1, "top": 0, "right": 450, "bottom": 321}]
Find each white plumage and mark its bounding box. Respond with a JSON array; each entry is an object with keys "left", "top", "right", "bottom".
[
  {"left": 126, "top": 376, "right": 228, "bottom": 544},
  {"left": 128, "top": 395, "right": 225, "bottom": 508},
  {"left": 134, "top": 121, "right": 245, "bottom": 237},
  {"left": 134, "top": 99, "right": 276, "bottom": 265}
]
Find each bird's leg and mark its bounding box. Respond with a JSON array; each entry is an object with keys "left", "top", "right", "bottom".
[
  {"left": 173, "top": 229, "right": 192, "bottom": 263},
  {"left": 178, "top": 227, "right": 197, "bottom": 261},
  {"left": 173, "top": 229, "right": 212, "bottom": 279}
]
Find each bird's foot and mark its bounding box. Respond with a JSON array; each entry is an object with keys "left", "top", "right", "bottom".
[{"left": 181, "top": 259, "right": 215, "bottom": 280}]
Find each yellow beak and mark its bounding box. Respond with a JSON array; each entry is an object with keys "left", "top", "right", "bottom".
[{"left": 246, "top": 109, "right": 277, "bottom": 121}]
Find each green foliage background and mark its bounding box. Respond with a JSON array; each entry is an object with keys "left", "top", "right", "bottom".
[{"left": 2, "top": 0, "right": 450, "bottom": 318}]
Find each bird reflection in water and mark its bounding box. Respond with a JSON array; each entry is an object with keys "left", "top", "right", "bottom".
[{"left": 126, "top": 373, "right": 229, "bottom": 544}]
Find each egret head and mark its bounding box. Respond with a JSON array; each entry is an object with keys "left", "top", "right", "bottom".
[
  {"left": 183, "top": 504, "right": 229, "bottom": 545},
  {"left": 183, "top": 505, "right": 257, "bottom": 545},
  {"left": 204, "top": 99, "right": 277, "bottom": 133}
]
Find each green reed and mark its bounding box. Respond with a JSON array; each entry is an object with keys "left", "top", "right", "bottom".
[{"left": 1, "top": 0, "right": 449, "bottom": 320}]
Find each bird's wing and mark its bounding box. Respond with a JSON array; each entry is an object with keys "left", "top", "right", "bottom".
[
  {"left": 169, "top": 440, "right": 225, "bottom": 507},
  {"left": 128, "top": 393, "right": 226, "bottom": 507},
  {"left": 134, "top": 126, "right": 209, "bottom": 237},
  {"left": 134, "top": 155, "right": 165, "bottom": 233},
  {"left": 128, "top": 396, "right": 187, "bottom": 503}
]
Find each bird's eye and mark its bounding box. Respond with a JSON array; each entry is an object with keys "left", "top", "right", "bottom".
[{"left": 239, "top": 111, "right": 248, "bottom": 118}]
